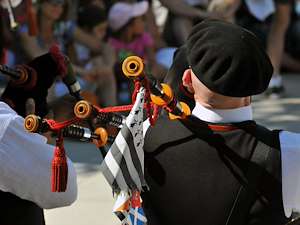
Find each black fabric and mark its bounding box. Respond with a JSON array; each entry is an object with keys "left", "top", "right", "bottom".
[
  {"left": 0, "top": 191, "right": 45, "bottom": 225},
  {"left": 142, "top": 115, "right": 290, "bottom": 225},
  {"left": 0, "top": 17, "right": 3, "bottom": 62},
  {"left": 1, "top": 53, "right": 61, "bottom": 117},
  {"left": 235, "top": 1, "right": 296, "bottom": 49},
  {"left": 185, "top": 19, "right": 273, "bottom": 97},
  {"left": 184, "top": 120, "right": 274, "bottom": 225},
  {"left": 275, "top": 0, "right": 294, "bottom": 4}
]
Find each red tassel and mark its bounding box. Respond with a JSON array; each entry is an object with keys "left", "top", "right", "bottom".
[
  {"left": 26, "top": 0, "right": 38, "bottom": 36},
  {"left": 131, "top": 190, "right": 141, "bottom": 208},
  {"left": 51, "top": 134, "right": 68, "bottom": 192}
]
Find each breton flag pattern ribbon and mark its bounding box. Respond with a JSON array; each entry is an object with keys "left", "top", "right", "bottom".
[
  {"left": 100, "top": 86, "right": 148, "bottom": 225},
  {"left": 100, "top": 86, "right": 147, "bottom": 193}
]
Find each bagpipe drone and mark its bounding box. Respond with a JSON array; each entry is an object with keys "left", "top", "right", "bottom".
[
  {"left": 0, "top": 44, "right": 81, "bottom": 117},
  {"left": 23, "top": 55, "right": 191, "bottom": 225}
]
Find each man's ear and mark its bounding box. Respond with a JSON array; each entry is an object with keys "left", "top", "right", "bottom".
[{"left": 182, "top": 69, "right": 194, "bottom": 93}]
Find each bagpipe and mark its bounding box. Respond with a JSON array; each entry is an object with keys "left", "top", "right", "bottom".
[
  {"left": 23, "top": 55, "right": 191, "bottom": 225},
  {"left": 0, "top": 44, "right": 81, "bottom": 117}
]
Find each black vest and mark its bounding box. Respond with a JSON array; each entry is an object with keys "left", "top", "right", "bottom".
[
  {"left": 143, "top": 115, "right": 291, "bottom": 225},
  {"left": 0, "top": 191, "right": 45, "bottom": 225}
]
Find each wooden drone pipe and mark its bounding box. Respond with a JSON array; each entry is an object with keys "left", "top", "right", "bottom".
[
  {"left": 74, "top": 100, "right": 125, "bottom": 127},
  {"left": 74, "top": 100, "right": 92, "bottom": 119},
  {"left": 153, "top": 83, "right": 190, "bottom": 120},
  {"left": 122, "top": 55, "right": 191, "bottom": 120},
  {"left": 62, "top": 125, "right": 108, "bottom": 147},
  {"left": 122, "top": 56, "right": 144, "bottom": 78},
  {"left": 24, "top": 114, "right": 46, "bottom": 133},
  {"left": 0, "top": 64, "right": 38, "bottom": 89},
  {"left": 24, "top": 114, "right": 109, "bottom": 147}
]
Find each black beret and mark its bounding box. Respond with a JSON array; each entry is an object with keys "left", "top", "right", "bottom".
[{"left": 186, "top": 19, "right": 273, "bottom": 97}]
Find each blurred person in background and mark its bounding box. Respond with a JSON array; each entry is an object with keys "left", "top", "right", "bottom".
[
  {"left": 207, "top": 0, "right": 241, "bottom": 23},
  {"left": 108, "top": 1, "right": 164, "bottom": 77},
  {"left": 66, "top": 3, "right": 117, "bottom": 107},
  {"left": 79, "top": 0, "right": 105, "bottom": 8},
  {"left": 283, "top": 0, "right": 300, "bottom": 73},
  {"left": 17, "top": 0, "right": 117, "bottom": 114},
  {"left": 18, "top": 0, "right": 104, "bottom": 60},
  {"left": 107, "top": 0, "right": 176, "bottom": 69},
  {"left": 107, "top": 1, "right": 167, "bottom": 104},
  {"left": 266, "top": 0, "right": 293, "bottom": 98},
  {"left": 159, "top": 0, "right": 239, "bottom": 46},
  {"left": 112, "top": 0, "right": 167, "bottom": 49},
  {"left": 234, "top": 0, "right": 294, "bottom": 98}
]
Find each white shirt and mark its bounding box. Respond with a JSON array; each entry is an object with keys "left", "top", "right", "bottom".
[
  {"left": 192, "top": 102, "right": 300, "bottom": 217},
  {"left": 0, "top": 102, "right": 77, "bottom": 209}
]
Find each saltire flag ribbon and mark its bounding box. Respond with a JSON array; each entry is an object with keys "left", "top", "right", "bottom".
[
  {"left": 100, "top": 86, "right": 148, "bottom": 225},
  {"left": 128, "top": 205, "right": 147, "bottom": 225},
  {"left": 128, "top": 191, "right": 147, "bottom": 225},
  {"left": 113, "top": 191, "right": 147, "bottom": 225}
]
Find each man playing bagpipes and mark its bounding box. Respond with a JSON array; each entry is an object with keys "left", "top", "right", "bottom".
[
  {"left": 0, "top": 3, "right": 78, "bottom": 222},
  {"left": 0, "top": 68, "right": 78, "bottom": 222},
  {"left": 0, "top": 99, "right": 77, "bottom": 225},
  {"left": 59, "top": 19, "right": 297, "bottom": 225},
  {"left": 142, "top": 19, "right": 300, "bottom": 225}
]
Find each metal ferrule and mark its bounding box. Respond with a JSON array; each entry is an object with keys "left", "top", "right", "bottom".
[
  {"left": 69, "top": 81, "right": 81, "bottom": 93},
  {"left": 82, "top": 127, "right": 92, "bottom": 140}
]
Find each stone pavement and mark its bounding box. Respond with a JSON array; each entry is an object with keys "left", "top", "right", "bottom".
[
  {"left": 44, "top": 74, "right": 300, "bottom": 225},
  {"left": 253, "top": 74, "right": 300, "bottom": 132}
]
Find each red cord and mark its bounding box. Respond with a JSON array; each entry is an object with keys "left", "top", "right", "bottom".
[
  {"left": 46, "top": 117, "right": 80, "bottom": 131},
  {"left": 43, "top": 77, "right": 160, "bottom": 131},
  {"left": 143, "top": 77, "right": 160, "bottom": 126},
  {"left": 94, "top": 104, "right": 134, "bottom": 113},
  {"left": 90, "top": 78, "right": 160, "bottom": 126},
  {"left": 132, "top": 80, "right": 141, "bottom": 103}
]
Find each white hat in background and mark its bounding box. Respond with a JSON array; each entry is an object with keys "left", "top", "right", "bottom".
[{"left": 108, "top": 1, "right": 149, "bottom": 32}]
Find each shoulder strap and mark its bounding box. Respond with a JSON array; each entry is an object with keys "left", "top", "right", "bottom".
[
  {"left": 181, "top": 118, "right": 274, "bottom": 225},
  {"left": 225, "top": 130, "right": 272, "bottom": 225}
]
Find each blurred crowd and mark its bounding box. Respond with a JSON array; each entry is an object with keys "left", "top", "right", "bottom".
[{"left": 0, "top": 0, "right": 300, "bottom": 119}]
